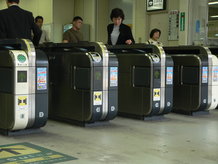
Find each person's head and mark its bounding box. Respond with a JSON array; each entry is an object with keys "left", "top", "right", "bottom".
[
  {"left": 150, "top": 28, "right": 161, "bottom": 41},
  {"left": 35, "top": 16, "right": 44, "bottom": 29},
  {"left": 110, "top": 8, "right": 125, "bottom": 26},
  {"left": 6, "top": 0, "right": 19, "bottom": 7},
  {"left": 72, "top": 16, "right": 83, "bottom": 31}
]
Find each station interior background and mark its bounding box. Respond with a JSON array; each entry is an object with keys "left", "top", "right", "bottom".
[
  {"left": 0, "top": 0, "right": 218, "bottom": 164},
  {"left": 1, "top": 0, "right": 218, "bottom": 46}
]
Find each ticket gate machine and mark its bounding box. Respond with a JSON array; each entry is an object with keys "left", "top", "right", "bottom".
[
  {"left": 164, "top": 46, "right": 217, "bottom": 114},
  {"left": 107, "top": 44, "right": 173, "bottom": 119},
  {"left": 209, "top": 47, "right": 218, "bottom": 55},
  {"left": 208, "top": 47, "right": 218, "bottom": 109},
  {"left": 0, "top": 39, "right": 48, "bottom": 135},
  {"left": 40, "top": 42, "right": 118, "bottom": 126}
]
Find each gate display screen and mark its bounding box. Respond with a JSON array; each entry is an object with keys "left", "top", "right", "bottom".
[
  {"left": 17, "top": 71, "right": 27, "bottom": 82},
  {"left": 154, "top": 69, "right": 160, "bottom": 79},
  {"left": 95, "top": 71, "right": 102, "bottom": 81}
]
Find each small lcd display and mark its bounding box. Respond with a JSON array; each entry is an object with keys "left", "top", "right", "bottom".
[
  {"left": 154, "top": 70, "right": 160, "bottom": 79},
  {"left": 17, "top": 71, "right": 27, "bottom": 82},
  {"left": 95, "top": 71, "right": 102, "bottom": 81}
]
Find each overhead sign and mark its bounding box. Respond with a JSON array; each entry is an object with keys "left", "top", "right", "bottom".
[
  {"left": 168, "top": 10, "right": 179, "bottom": 41},
  {"left": 146, "top": 0, "right": 166, "bottom": 12},
  {"left": 180, "top": 12, "right": 185, "bottom": 31},
  {"left": 0, "top": 142, "right": 77, "bottom": 164}
]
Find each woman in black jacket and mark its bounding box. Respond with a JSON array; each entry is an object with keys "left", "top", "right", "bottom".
[{"left": 107, "top": 8, "right": 135, "bottom": 45}]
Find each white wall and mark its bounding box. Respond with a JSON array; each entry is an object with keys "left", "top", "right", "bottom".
[
  {"left": 96, "top": 0, "right": 109, "bottom": 43},
  {"left": 133, "top": 0, "right": 146, "bottom": 43},
  {"left": 109, "top": 0, "right": 133, "bottom": 25},
  {"left": 178, "top": 0, "right": 189, "bottom": 45},
  {"left": 0, "top": 0, "right": 7, "bottom": 9},
  {"left": 188, "top": 0, "right": 208, "bottom": 45},
  {"left": 53, "top": 0, "right": 74, "bottom": 42},
  {"left": 145, "top": 0, "right": 180, "bottom": 46},
  {"left": 74, "top": 0, "right": 96, "bottom": 42},
  {"left": 168, "top": 0, "right": 180, "bottom": 46}
]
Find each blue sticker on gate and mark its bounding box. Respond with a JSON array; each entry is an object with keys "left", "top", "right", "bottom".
[
  {"left": 166, "top": 67, "right": 173, "bottom": 85},
  {"left": 213, "top": 66, "right": 218, "bottom": 82},
  {"left": 37, "top": 68, "right": 47, "bottom": 90},
  {"left": 202, "top": 67, "right": 208, "bottom": 83},
  {"left": 110, "top": 67, "right": 118, "bottom": 87}
]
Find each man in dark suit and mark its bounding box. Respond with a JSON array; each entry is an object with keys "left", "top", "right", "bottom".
[{"left": 0, "top": 0, "right": 41, "bottom": 46}]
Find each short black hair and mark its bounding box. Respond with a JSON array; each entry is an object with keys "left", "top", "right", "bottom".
[
  {"left": 73, "top": 16, "right": 83, "bottom": 22},
  {"left": 35, "top": 16, "right": 43, "bottom": 23},
  {"left": 110, "top": 8, "right": 125, "bottom": 21},
  {"left": 7, "top": 0, "right": 19, "bottom": 3},
  {"left": 150, "top": 28, "right": 161, "bottom": 38}
]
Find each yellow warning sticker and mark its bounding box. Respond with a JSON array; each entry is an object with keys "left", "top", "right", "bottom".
[
  {"left": 153, "top": 88, "right": 160, "bottom": 101},
  {"left": 93, "top": 91, "right": 102, "bottom": 106},
  {"left": 0, "top": 142, "right": 77, "bottom": 164},
  {"left": 18, "top": 96, "right": 27, "bottom": 106},
  {"left": 5, "top": 155, "right": 63, "bottom": 164},
  {"left": 0, "top": 145, "right": 40, "bottom": 158}
]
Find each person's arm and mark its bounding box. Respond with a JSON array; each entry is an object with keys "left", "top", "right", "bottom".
[
  {"left": 158, "top": 41, "right": 163, "bottom": 47},
  {"left": 107, "top": 25, "right": 110, "bottom": 44},
  {"left": 107, "top": 24, "right": 112, "bottom": 45},
  {"left": 30, "top": 13, "right": 42, "bottom": 46},
  {"left": 145, "top": 40, "right": 150, "bottom": 44},
  {"left": 63, "top": 40, "right": 69, "bottom": 43},
  {"left": 126, "top": 26, "right": 135, "bottom": 44},
  {"left": 63, "top": 31, "right": 70, "bottom": 43},
  {"left": 123, "top": 25, "right": 135, "bottom": 45},
  {"left": 0, "top": 13, "right": 6, "bottom": 39},
  {"left": 45, "top": 30, "right": 50, "bottom": 42}
]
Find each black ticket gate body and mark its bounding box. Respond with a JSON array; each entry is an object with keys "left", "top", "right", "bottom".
[
  {"left": 40, "top": 42, "right": 118, "bottom": 126},
  {"left": 107, "top": 44, "right": 173, "bottom": 119},
  {"left": 209, "top": 47, "right": 218, "bottom": 55},
  {"left": 0, "top": 39, "right": 48, "bottom": 135},
  {"left": 164, "top": 46, "right": 215, "bottom": 114}
]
